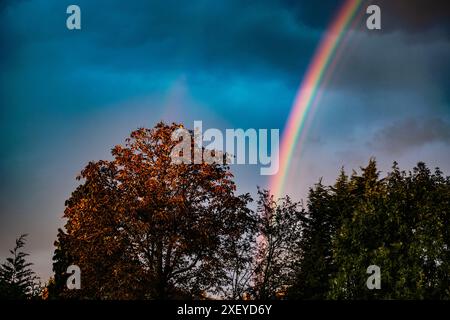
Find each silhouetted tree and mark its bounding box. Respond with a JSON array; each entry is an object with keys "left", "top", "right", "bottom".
[
  {"left": 251, "top": 189, "right": 302, "bottom": 299},
  {"left": 218, "top": 200, "right": 258, "bottom": 299},
  {"left": 0, "top": 234, "right": 41, "bottom": 299},
  {"left": 289, "top": 179, "right": 337, "bottom": 299}
]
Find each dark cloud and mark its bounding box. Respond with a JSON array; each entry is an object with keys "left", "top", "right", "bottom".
[
  {"left": 279, "top": 0, "right": 449, "bottom": 35},
  {"left": 0, "top": 0, "right": 323, "bottom": 85},
  {"left": 375, "top": 0, "right": 450, "bottom": 34},
  {"left": 369, "top": 117, "right": 450, "bottom": 154},
  {"left": 82, "top": 0, "right": 319, "bottom": 81},
  {"left": 324, "top": 28, "right": 450, "bottom": 98},
  {"left": 280, "top": 0, "right": 343, "bottom": 29}
]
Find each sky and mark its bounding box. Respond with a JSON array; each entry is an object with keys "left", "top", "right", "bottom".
[{"left": 0, "top": 0, "right": 449, "bottom": 281}]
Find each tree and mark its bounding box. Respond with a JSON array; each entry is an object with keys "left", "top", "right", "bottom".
[
  {"left": 289, "top": 179, "right": 337, "bottom": 299},
  {"left": 218, "top": 198, "right": 258, "bottom": 300},
  {"left": 0, "top": 234, "right": 41, "bottom": 299},
  {"left": 53, "top": 122, "right": 254, "bottom": 299},
  {"left": 289, "top": 159, "right": 449, "bottom": 300},
  {"left": 251, "top": 189, "right": 302, "bottom": 299},
  {"left": 328, "top": 160, "right": 450, "bottom": 299},
  {"left": 51, "top": 139, "right": 450, "bottom": 300}
]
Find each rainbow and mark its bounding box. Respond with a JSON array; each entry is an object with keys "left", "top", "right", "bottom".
[{"left": 270, "top": 0, "right": 364, "bottom": 198}]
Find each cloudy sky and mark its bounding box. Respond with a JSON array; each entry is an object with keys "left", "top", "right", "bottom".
[{"left": 1, "top": 0, "right": 449, "bottom": 281}]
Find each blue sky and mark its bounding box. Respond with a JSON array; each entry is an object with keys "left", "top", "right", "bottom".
[{"left": 0, "top": 0, "right": 449, "bottom": 280}]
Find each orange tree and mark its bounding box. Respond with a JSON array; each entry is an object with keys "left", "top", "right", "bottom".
[{"left": 52, "top": 122, "right": 255, "bottom": 299}]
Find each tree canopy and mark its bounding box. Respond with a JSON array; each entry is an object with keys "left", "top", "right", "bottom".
[
  {"left": 43, "top": 122, "right": 450, "bottom": 300},
  {"left": 52, "top": 122, "right": 255, "bottom": 299},
  {"left": 291, "top": 159, "right": 450, "bottom": 299}
]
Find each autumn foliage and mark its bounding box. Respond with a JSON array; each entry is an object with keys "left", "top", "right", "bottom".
[{"left": 50, "top": 123, "right": 255, "bottom": 299}]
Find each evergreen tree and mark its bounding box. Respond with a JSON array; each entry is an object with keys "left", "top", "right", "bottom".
[
  {"left": 0, "top": 235, "right": 41, "bottom": 299},
  {"left": 289, "top": 179, "right": 337, "bottom": 299},
  {"left": 329, "top": 160, "right": 450, "bottom": 299},
  {"left": 291, "top": 159, "right": 449, "bottom": 299}
]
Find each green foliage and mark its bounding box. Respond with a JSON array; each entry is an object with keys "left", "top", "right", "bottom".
[
  {"left": 289, "top": 180, "right": 336, "bottom": 299},
  {"left": 0, "top": 234, "right": 41, "bottom": 300},
  {"left": 328, "top": 161, "right": 450, "bottom": 299},
  {"left": 290, "top": 159, "right": 450, "bottom": 299}
]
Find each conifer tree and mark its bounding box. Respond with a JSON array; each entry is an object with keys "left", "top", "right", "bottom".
[{"left": 0, "top": 235, "right": 41, "bottom": 299}]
